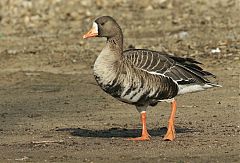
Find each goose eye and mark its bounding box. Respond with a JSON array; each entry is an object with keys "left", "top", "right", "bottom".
[{"left": 100, "top": 22, "right": 105, "bottom": 26}]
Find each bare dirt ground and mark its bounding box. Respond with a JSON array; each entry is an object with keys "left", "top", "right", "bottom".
[{"left": 0, "top": 0, "right": 239, "bottom": 162}]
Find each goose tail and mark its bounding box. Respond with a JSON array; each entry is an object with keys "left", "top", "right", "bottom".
[{"left": 177, "top": 82, "right": 222, "bottom": 95}]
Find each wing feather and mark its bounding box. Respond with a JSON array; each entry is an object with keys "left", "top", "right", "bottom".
[{"left": 123, "top": 49, "right": 215, "bottom": 85}]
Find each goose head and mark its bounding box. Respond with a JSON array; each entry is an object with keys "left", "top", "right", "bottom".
[{"left": 83, "top": 16, "right": 122, "bottom": 39}]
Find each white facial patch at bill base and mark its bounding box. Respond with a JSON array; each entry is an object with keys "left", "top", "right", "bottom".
[{"left": 92, "top": 22, "right": 98, "bottom": 34}]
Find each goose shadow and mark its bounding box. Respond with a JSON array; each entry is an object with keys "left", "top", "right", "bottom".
[{"left": 56, "top": 126, "right": 199, "bottom": 138}]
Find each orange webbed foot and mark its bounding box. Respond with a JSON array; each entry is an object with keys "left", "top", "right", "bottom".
[
  {"left": 126, "top": 133, "right": 151, "bottom": 141},
  {"left": 163, "top": 124, "right": 175, "bottom": 141},
  {"left": 126, "top": 111, "right": 151, "bottom": 141}
]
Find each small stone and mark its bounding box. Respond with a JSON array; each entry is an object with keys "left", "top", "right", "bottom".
[
  {"left": 31, "top": 15, "right": 40, "bottom": 21},
  {"left": 178, "top": 31, "right": 189, "bottom": 39},
  {"left": 145, "top": 5, "right": 153, "bottom": 11},
  {"left": 85, "top": 10, "right": 92, "bottom": 17},
  {"left": 7, "top": 49, "right": 17, "bottom": 55},
  {"left": 24, "top": 16, "right": 30, "bottom": 25},
  {"left": 79, "top": 41, "right": 85, "bottom": 46},
  {"left": 211, "top": 47, "right": 221, "bottom": 53},
  {"left": 234, "top": 57, "right": 239, "bottom": 60}
]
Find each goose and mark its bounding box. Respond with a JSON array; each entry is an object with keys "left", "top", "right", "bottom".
[{"left": 83, "top": 16, "right": 221, "bottom": 141}]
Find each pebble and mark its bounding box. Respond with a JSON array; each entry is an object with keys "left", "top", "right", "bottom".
[
  {"left": 233, "top": 57, "right": 239, "bottom": 60},
  {"left": 145, "top": 5, "right": 153, "bottom": 11},
  {"left": 71, "top": 59, "right": 77, "bottom": 63},
  {"left": 7, "top": 49, "right": 18, "bottom": 55},
  {"left": 211, "top": 47, "right": 221, "bottom": 53},
  {"left": 178, "top": 31, "right": 189, "bottom": 39}
]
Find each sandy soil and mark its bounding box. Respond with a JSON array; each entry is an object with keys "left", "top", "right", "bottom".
[{"left": 0, "top": 0, "right": 239, "bottom": 162}]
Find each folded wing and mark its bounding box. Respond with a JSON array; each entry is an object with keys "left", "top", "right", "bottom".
[{"left": 123, "top": 49, "right": 216, "bottom": 86}]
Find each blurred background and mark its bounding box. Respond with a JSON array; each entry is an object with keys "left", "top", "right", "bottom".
[
  {"left": 0, "top": 1, "right": 239, "bottom": 162},
  {"left": 0, "top": 0, "right": 239, "bottom": 76}
]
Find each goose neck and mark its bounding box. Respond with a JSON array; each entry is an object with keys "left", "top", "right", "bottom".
[{"left": 107, "top": 34, "right": 123, "bottom": 53}]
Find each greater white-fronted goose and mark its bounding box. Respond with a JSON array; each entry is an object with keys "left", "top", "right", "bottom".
[{"left": 83, "top": 16, "right": 221, "bottom": 141}]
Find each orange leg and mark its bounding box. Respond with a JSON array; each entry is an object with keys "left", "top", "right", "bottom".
[
  {"left": 163, "top": 99, "right": 177, "bottom": 141},
  {"left": 127, "top": 111, "right": 151, "bottom": 141}
]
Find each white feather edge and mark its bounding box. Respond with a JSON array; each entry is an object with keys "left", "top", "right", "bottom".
[{"left": 137, "top": 68, "right": 221, "bottom": 96}]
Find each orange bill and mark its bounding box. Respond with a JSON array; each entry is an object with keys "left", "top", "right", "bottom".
[{"left": 83, "top": 22, "right": 98, "bottom": 39}]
